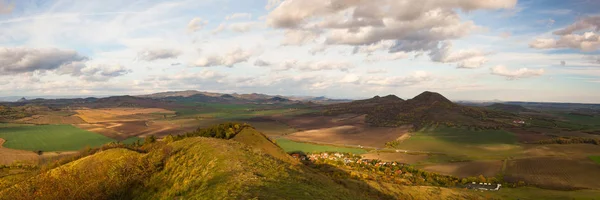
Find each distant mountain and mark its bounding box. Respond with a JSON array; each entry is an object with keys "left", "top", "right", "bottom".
[
  {"left": 138, "top": 90, "right": 203, "bottom": 98},
  {"left": 365, "top": 91, "right": 514, "bottom": 129},
  {"left": 324, "top": 91, "right": 514, "bottom": 129},
  {"left": 486, "top": 103, "right": 534, "bottom": 113},
  {"left": 324, "top": 94, "right": 404, "bottom": 115}
]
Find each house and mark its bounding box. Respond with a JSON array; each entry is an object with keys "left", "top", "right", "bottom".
[
  {"left": 466, "top": 183, "right": 502, "bottom": 191},
  {"left": 513, "top": 120, "right": 525, "bottom": 124}
]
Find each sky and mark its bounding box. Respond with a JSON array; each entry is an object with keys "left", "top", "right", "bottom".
[{"left": 0, "top": 0, "right": 599, "bottom": 103}]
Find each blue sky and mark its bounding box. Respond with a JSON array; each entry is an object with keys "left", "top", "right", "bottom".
[{"left": 0, "top": 0, "right": 598, "bottom": 103}]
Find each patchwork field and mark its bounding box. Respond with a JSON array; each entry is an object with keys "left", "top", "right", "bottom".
[
  {"left": 0, "top": 124, "right": 115, "bottom": 151},
  {"left": 275, "top": 138, "right": 368, "bottom": 154},
  {"left": 274, "top": 114, "right": 366, "bottom": 130},
  {"left": 75, "top": 108, "right": 175, "bottom": 123},
  {"left": 522, "top": 144, "right": 600, "bottom": 158},
  {"left": 15, "top": 115, "right": 86, "bottom": 125},
  {"left": 419, "top": 160, "right": 504, "bottom": 178},
  {"left": 504, "top": 157, "right": 600, "bottom": 190},
  {"left": 285, "top": 125, "right": 410, "bottom": 148},
  {"left": 394, "top": 126, "right": 522, "bottom": 159}
]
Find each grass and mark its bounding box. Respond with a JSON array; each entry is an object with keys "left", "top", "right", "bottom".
[
  {"left": 247, "top": 121, "right": 297, "bottom": 136},
  {"left": 396, "top": 126, "right": 522, "bottom": 160},
  {"left": 275, "top": 138, "right": 368, "bottom": 154},
  {"left": 589, "top": 156, "right": 600, "bottom": 164},
  {"left": 120, "top": 137, "right": 143, "bottom": 145},
  {"left": 0, "top": 123, "right": 33, "bottom": 128},
  {"left": 0, "top": 125, "right": 115, "bottom": 151}
]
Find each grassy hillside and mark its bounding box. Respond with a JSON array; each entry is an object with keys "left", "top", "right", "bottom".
[
  {"left": 275, "top": 138, "right": 368, "bottom": 154},
  {"left": 0, "top": 124, "right": 497, "bottom": 200},
  {"left": 231, "top": 128, "right": 296, "bottom": 163}
]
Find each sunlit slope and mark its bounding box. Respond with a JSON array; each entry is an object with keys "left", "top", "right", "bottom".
[{"left": 231, "top": 127, "right": 296, "bottom": 164}]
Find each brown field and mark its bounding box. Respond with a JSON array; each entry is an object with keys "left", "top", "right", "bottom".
[
  {"left": 273, "top": 114, "right": 366, "bottom": 130},
  {"left": 0, "top": 138, "right": 39, "bottom": 165},
  {"left": 75, "top": 120, "right": 196, "bottom": 139},
  {"left": 284, "top": 125, "right": 410, "bottom": 148},
  {"left": 74, "top": 108, "right": 175, "bottom": 123},
  {"left": 15, "top": 115, "right": 86, "bottom": 125},
  {"left": 361, "top": 152, "right": 428, "bottom": 164},
  {"left": 419, "top": 160, "right": 503, "bottom": 178},
  {"left": 505, "top": 157, "right": 600, "bottom": 190},
  {"left": 508, "top": 128, "right": 552, "bottom": 143},
  {"left": 522, "top": 144, "right": 600, "bottom": 158},
  {"left": 70, "top": 108, "right": 188, "bottom": 139}
]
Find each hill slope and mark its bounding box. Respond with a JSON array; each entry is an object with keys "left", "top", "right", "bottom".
[
  {"left": 0, "top": 126, "right": 490, "bottom": 200},
  {"left": 354, "top": 91, "right": 515, "bottom": 129},
  {"left": 324, "top": 94, "right": 404, "bottom": 115}
]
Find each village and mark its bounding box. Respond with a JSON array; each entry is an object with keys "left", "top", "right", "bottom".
[{"left": 291, "top": 152, "right": 502, "bottom": 191}]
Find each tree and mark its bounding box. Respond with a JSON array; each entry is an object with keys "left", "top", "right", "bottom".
[{"left": 144, "top": 135, "right": 157, "bottom": 145}]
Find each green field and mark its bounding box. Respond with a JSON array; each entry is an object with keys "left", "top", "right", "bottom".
[
  {"left": 589, "top": 156, "right": 600, "bottom": 164},
  {"left": 275, "top": 138, "right": 368, "bottom": 154},
  {"left": 0, "top": 124, "right": 115, "bottom": 151},
  {"left": 396, "top": 126, "right": 521, "bottom": 159}
]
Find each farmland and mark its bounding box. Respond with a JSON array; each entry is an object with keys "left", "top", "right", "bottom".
[
  {"left": 504, "top": 157, "right": 600, "bottom": 190},
  {"left": 589, "top": 156, "right": 600, "bottom": 164},
  {"left": 285, "top": 124, "right": 410, "bottom": 148},
  {"left": 274, "top": 138, "right": 368, "bottom": 154},
  {"left": 419, "top": 160, "right": 504, "bottom": 177},
  {"left": 0, "top": 124, "right": 115, "bottom": 151},
  {"left": 393, "top": 126, "right": 521, "bottom": 159}
]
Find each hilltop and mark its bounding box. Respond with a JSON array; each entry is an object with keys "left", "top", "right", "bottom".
[
  {"left": 324, "top": 91, "right": 514, "bottom": 129},
  {"left": 324, "top": 94, "right": 404, "bottom": 115}
]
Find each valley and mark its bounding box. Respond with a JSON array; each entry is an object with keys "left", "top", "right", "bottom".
[{"left": 1, "top": 90, "right": 600, "bottom": 199}]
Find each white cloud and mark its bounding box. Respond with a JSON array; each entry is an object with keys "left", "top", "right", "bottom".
[
  {"left": 352, "top": 41, "right": 395, "bottom": 55},
  {"left": 365, "top": 71, "right": 432, "bottom": 87},
  {"left": 282, "top": 29, "right": 320, "bottom": 45},
  {"left": 187, "top": 17, "right": 208, "bottom": 32},
  {"left": 429, "top": 41, "right": 489, "bottom": 68},
  {"left": 490, "top": 65, "right": 545, "bottom": 79},
  {"left": 194, "top": 47, "right": 254, "bottom": 67},
  {"left": 530, "top": 32, "right": 600, "bottom": 52},
  {"left": 256, "top": 59, "right": 353, "bottom": 72},
  {"left": 267, "top": 0, "right": 516, "bottom": 51},
  {"left": 530, "top": 16, "right": 600, "bottom": 52},
  {"left": 457, "top": 56, "right": 488, "bottom": 69},
  {"left": 365, "top": 52, "right": 410, "bottom": 63},
  {"left": 228, "top": 22, "right": 261, "bottom": 33},
  {"left": 80, "top": 64, "right": 131, "bottom": 82},
  {"left": 366, "top": 69, "right": 387, "bottom": 74},
  {"left": 265, "top": 0, "right": 282, "bottom": 10},
  {"left": 226, "top": 13, "right": 252, "bottom": 20},
  {"left": 308, "top": 45, "right": 327, "bottom": 55},
  {"left": 253, "top": 59, "right": 271, "bottom": 66},
  {"left": 137, "top": 48, "right": 181, "bottom": 61},
  {"left": 0, "top": 47, "right": 87, "bottom": 74},
  {"left": 212, "top": 23, "right": 227, "bottom": 34}
]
